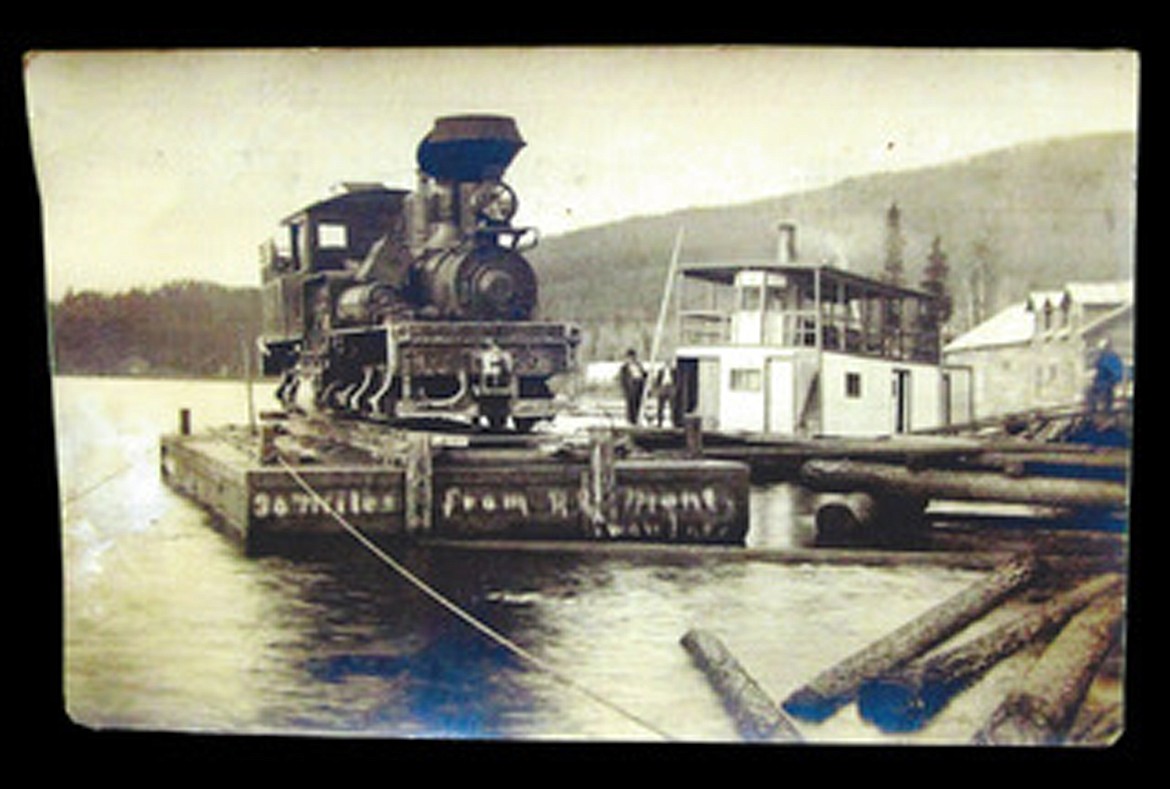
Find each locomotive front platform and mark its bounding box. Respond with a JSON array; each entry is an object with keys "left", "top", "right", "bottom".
[{"left": 160, "top": 413, "right": 750, "bottom": 554}]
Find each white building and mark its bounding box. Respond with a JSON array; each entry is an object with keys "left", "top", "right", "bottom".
[
  {"left": 672, "top": 228, "right": 971, "bottom": 437},
  {"left": 943, "top": 280, "right": 1133, "bottom": 418}
]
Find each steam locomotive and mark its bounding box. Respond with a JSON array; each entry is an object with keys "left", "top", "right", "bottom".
[{"left": 259, "top": 115, "right": 579, "bottom": 431}]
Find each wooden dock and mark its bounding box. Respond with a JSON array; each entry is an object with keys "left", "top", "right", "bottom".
[{"left": 623, "top": 417, "right": 1129, "bottom": 546}]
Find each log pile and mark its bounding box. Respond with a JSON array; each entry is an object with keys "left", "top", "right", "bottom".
[
  {"left": 780, "top": 556, "right": 1037, "bottom": 722},
  {"left": 680, "top": 554, "right": 1125, "bottom": 745},
  {"left": 857, "top": 572, "right": 1123, "bottom": 734},
  {"left": 973, "top": 591, "right": 1125, "bottom": 745},
  {"left": 801, "top": 455, "right": 1129, "bottom": 548}
]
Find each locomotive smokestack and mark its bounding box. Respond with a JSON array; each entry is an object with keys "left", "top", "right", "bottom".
[
  {"left": 416, "top": 115, "right": 526, "bottom": 182},
  {"left": 777, "top": 222, "right": 798, "bottom": 264}
]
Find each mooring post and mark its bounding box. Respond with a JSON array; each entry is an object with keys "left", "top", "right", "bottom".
[
  {"left": 259, "top": 422, "right": 278, "bottom": 465},
  {"left": 179, "top": 408, "right": 191, "bottom": 436},
  {"left": 404, "top": 432, "right": 433, "bottom": 534},
  {"left": 587, "top": 427, "right": 616, "bottom": 528}
]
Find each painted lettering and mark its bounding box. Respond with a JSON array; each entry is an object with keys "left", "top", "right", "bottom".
[
  {"left": 547, "top": 489, "right": 571, "bottom": 519},
  {"left": 442, "top": 486, "right": 533, "bottom": 519},
  {"left": 617, "top": 485, "right": 734, "bottom": 519},
  {"left": 503, "top": 492, "right": 530, "bottom": 517},
  {"left": 252, "top": 487, "right": 400, "bottom": 519}
]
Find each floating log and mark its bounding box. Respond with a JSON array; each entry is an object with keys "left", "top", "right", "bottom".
[
  {"left": 857, "top": 572, "right": 1124, "bottom": 732},
  {"left": 781, "top": 555, "right": 1036, "bottom": 722},
  {"left": 801, "top": 459, "right": 1127, "bottom": 510},
  {"left": 973, "top": 592, "right": 1125, "bottom": 745},
  {"left": 813, "top": 492, "right": 928, "bottom": 547},
  {"left": 813, "top": 492, "right": 877, "bottom": 546},
  {"left": 680, "top": 628, "right": 802, "bottom": 742}
]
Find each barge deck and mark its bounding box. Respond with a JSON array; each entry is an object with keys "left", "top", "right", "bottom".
[{"left": 160, "top": 412, "right": 751, "bottom": 554}]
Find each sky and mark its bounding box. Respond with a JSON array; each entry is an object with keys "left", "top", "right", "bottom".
[{"left": 25, "top": 46, "right": 1138, "bottom": 300}]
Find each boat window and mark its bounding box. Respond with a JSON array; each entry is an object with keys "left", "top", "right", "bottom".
[
  {"left": 845, "top": 371, "right": 862, "bottom": 398},
  {"left": 730, "top": 368, "right": 762, "bottom": 392},
  {"left": 739, "top": 287, "right": 762, "bottom": 311}
]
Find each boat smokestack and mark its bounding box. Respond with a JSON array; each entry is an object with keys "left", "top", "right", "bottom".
[{"left": 777, "top": 222, "right": 798, "bottom": 264}]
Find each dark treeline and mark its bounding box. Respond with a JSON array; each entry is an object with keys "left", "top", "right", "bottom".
[{"left": 50, "top": 281, "right": 263, "bottom": 378}]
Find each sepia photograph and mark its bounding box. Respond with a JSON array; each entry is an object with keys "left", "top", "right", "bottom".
[{"left": 29, "top": 45, "right": 1136, "bottom": 747}]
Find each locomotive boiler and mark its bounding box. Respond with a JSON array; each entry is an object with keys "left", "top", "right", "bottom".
[{"left": 259, "top": 115, "right": 579, "bottom": 431}]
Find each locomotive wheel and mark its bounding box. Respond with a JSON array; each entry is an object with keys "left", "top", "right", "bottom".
[{"left": 367, "top": 368, "right": 399, "bottom": 420}]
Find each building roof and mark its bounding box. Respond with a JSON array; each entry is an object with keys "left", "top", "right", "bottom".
[
  {"left": 944, "top": 303, "right": 1035, "bottom": 353},
  {"left": 281, "top": 186, "right": 408, "bottom": 225},
  {"left": 1064, "top": 280, "right": 1133, "bottom": 307},
  {"left": 1025, "top": 280, "right": 1132, "bottom": 313},
  {"left": 947, "top": 278, "right": 1135, "bottom": 354},
  {"left": 679, "top": 261, "right": 936, "bottom": 300}
]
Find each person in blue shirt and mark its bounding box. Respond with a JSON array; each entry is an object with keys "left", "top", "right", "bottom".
[{"left": 1086, "top": 338, "right": 1124, "bottom": 414}]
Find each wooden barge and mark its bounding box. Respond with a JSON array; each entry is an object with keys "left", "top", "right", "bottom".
[
  {"left": 159, "top": 411, "right": 751, "bottom": 554},
  {"left": 161, "top": 402, "right": 1129, "bottom": 554}
]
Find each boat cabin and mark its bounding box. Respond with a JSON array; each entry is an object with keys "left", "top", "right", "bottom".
[{"left": 674, "top": 230, "right": 971, "bottom": 436}]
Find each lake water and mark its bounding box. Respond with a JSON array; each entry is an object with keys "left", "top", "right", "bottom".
[{"left": 54, "top": 376, "right": 1052, "bottom": 744}]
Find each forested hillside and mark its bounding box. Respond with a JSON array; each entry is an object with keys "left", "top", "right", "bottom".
[
  {"left": 50, "top": 281, "right": 262, "bottom": 377},
  {"left": 47, "top": 132, "right": 1135, "bottom": 376},
  {"left": 530, "top": 132, "right": 1136, "bottom": 359}
]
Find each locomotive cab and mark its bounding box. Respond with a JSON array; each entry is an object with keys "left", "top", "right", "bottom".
[{"left": 262, "top": 184, "right": 408, "bottom": 277}]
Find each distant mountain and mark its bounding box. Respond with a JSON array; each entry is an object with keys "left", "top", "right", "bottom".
[{"left": 528, "top": 131, "right": 1136, "bottom": 360}]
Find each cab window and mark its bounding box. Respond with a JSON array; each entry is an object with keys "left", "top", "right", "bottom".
[{"left": 317, "top": 222, "right": 349, "bottom": 250}]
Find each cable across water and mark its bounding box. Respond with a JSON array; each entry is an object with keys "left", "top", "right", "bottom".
[{"left": 276, "top": 456, "right": 675, "bottom": 741}]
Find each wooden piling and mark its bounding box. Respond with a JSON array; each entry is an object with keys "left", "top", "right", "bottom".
[
  {"left": 857, "top": 573, "right": 1124, "bottom": 732},
  {"left": 404, "top": 432, "right": 433, "bottom": 534},
  {"left": 781, "top": 555, "right": 1037, "bottom": 722},
  {"left": 684, "top": 415, "right": 704, "bottom": 458},
  {"left": 681, "top": 628, "right": 802, "bottom": 742},
  {"left": 585, "top": 427, "right": 616, "bottom": 528},
  {"left": 259, "top": 423, "right": 278, "bottom": 465},
  {"left": 973, "top": 592, "right": 1124, "bottom": 745}
]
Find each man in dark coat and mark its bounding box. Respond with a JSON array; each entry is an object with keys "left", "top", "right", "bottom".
[{"left": 619, "top": 348, "right": 646, "bottom": 425}]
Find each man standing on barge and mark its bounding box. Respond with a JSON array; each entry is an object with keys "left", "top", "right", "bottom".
[{"left": 619, "top": 348, "right": 646, "bottom": 425}]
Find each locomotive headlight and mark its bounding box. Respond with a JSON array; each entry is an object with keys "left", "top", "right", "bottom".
[{"left": 470, "top": 181, "right": 518, "bottom": 224}]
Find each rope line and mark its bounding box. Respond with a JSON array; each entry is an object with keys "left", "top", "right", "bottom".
[
  {"left": 62, "top": 460, "right": 138, "bottom": 505},
  {"left": 276, "top": 457, "right": 676, "bottom": 741}
]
